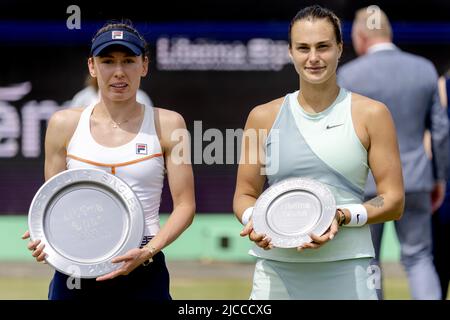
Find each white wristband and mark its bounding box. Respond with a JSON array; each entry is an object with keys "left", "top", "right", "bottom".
[
  {"left": 338, "top": 204, "right": 368, "bottom": 227},
  {"left": 241, "top": 206, "right": 254, "bottom": 225}
]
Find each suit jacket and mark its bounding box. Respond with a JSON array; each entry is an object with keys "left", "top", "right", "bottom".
[{"left": 338, "top": 46, "right": 449, "bottom": 195}]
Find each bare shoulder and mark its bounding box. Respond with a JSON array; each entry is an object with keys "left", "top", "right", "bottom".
[
  {"left": 247, "top": 97, "right": 284, "bottom": 130},
  {"left": 49, "top": 107, "right": 83, "bottom": 127},
  {"left": 351, "top": 92, "right": 391, "bottom": 121},
  {"left": 45, "top": 107, "right": 84, "bottom": 150},
  {"left": 153, "top": 107, "right": 186, "bottom": 130},
  {"left": 153, "top": 107, "right": 187, "bottom": 152},
  {"left": 48, "top": 107, "right": 84, "bottom": 137}
]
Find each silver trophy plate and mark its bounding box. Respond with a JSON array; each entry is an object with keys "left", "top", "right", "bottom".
[
  {"left": 28, "top": 168, "right": 144, "bottom": 278},
  {"left": 253, "top": 177, "right": 336, "bottom": 248}
]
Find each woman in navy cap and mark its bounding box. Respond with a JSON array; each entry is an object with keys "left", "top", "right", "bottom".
[{"left": 23, "top": 20, "right": 195, "bottom": 300}]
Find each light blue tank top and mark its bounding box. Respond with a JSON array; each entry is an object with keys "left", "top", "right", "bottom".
[{"left": 249, "top": 88, "right": 375, "bottom": 262}]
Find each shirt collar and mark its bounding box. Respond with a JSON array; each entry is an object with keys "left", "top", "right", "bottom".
[{"left": 367, "top": 42, "right": 397, "bottom": 54}]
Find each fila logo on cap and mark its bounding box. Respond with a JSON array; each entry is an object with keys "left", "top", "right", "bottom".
[{"left": 112, "top": 30, "right": 124, "bottom": 40}]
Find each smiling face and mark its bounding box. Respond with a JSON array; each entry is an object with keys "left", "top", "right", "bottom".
[
  {"left": 88, "top": 47, "right": 148, "bottom": 103},
  {"left": 289, "top": 18, "right": 342, "bottom": 86}
]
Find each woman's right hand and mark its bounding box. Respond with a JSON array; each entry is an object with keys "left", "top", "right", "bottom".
[
  {"left": 240, "top": 219, "right": 273, "bottom": 250},
  {"left": 22, "top": 230, "right": 47, "bottom": 263}
]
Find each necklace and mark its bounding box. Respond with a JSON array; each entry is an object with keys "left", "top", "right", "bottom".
[
  {"left": 96, "top": 103, "right": 143, "bottom": 129},
  {"left": 111, "top": 119, "right": 129, "bottom": 128}
]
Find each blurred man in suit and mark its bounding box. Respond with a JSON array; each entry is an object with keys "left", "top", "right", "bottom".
[
  {"left": 338, "top": 6, "right": 449, "bottom": 300},
  {"left": 432, "top": 71, "right": 450, "bottom": 299}
]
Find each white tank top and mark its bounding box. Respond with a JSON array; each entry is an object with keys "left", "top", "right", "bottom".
[{"left": 66, "top": 103, "right": 165, "bottom": 236}]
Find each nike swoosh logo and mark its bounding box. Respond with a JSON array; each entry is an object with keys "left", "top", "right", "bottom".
[
  {"left": 326, "top": 123, "right": 344, "bottom": 129},
  {"left": 356, "top": 214, "right": 360, "bottom": 224}
]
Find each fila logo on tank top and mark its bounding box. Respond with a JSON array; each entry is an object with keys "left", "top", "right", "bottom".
[{"left": 66, "top": 103, "right": 164, "bottom": 236}]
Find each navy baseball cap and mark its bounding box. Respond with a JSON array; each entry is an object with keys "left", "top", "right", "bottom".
[{"left": 90, "top": 29, "right": 145, "bottom": 56}]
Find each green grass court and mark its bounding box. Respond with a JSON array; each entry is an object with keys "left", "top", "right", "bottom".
[
  {"left": 1, "top": 214, "right": 446, "bottom": 300},
  {"left": 0, "top": 272, "right": 411, "bottom": 300}
]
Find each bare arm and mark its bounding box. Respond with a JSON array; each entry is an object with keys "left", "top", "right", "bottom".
[
  {"left": 357, "top": 100, "right": 405, "bottom": 224},
  {"left": 233, "top": 107, "right": 268, "bottom": 222},
  {"left": 23, "top": 109, "right": 79, "bottom": 261},
  {"left": 44, "top": 111, "right": 72, "bottom": 180},
  {"left": 233, "top": 100, "right": 295, "bottom": 249},
  {"left": 146, "top": 109, "right": 195, "bottom": 254}
]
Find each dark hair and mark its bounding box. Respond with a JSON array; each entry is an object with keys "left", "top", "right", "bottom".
[
  {"left": 288, "top": 5, "right": 342, "bottom": 47},
  {"left": 91, "top": 19, "right": 149, "bottom": 57}
]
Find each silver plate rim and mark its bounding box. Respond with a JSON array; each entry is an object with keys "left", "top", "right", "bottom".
[
  {"left": 253, "top": 177, "right": 336, "bottom": 248},
  {"left": 28, "top": 168, "right": 144, "bottom": 278}
]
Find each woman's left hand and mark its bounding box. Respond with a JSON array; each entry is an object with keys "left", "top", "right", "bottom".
[
  {"left": 297, "top": 215, "right": 339, "bottom": 251},
  {"left": 96, "top": 248, "right": 149, "bottom": 281}
]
